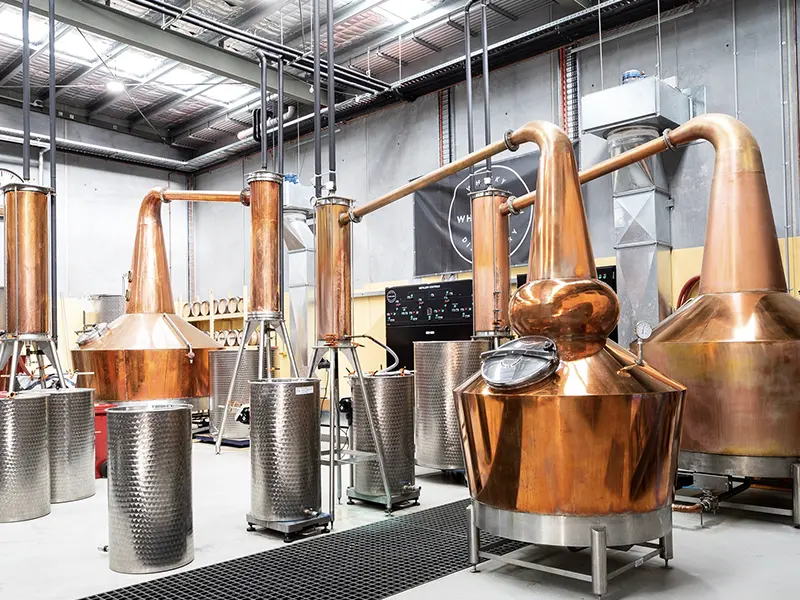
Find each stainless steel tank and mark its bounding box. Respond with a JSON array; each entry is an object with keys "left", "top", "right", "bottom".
[
  {"left": 249, "top": 379, "right": 321, "bottom": 524},
  {"left": 0, "top": 392, "right": 50, "bottom": 522},
  {"left": 87, "top": 294, "right": 125, "bottom": 324},
  {"left": 48, "top": 388, "right": 95, "bottom": 503},
  {"left": 208, "top": 349, "right": 273, "bottom": 440},
  {"left": 107, "top": 402, "right": 193, "bottom": 574},
  {"left": 349, "top": 373, "right": 416, "bottom": 502},
  {"left": 413, "top": 340, "right": 488, "bottom": 470}
]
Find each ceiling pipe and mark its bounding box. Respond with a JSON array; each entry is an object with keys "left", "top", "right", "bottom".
[
  {"left": 21, "top": 0, "right": 31, "bottom": 181},
  {"left": 48, "top": 0, "right": 58, "bottom": 344},
  {"left": 236, "top": 106, "right": 297, "bottom": 141},
  {"left": 327, "top": 0, "right": 337, "bottom": 193},
  {"left": 313, "top": 0, "right": 323, "bottom": 198}
]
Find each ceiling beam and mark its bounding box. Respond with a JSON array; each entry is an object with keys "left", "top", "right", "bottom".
[
  {"left": 87, "top": 60, "right": 180, "bottom": 115},
  {"left": 487, "top": 2, "right": 518, "bottom": 21},
  {"left": 51, "top": 42, "right": 130, "bottom": 100},
  {"left": 127, "top": 75, "right": 227, "bottom": 125},
  {"left": 168, "top": 91, "right": 262, "bottom": 141},
  {"left": 410, "top": 34, "right": 442, "bottom": 53},
  {"left": 0, "top": 24, "right": 70, "bottom": 88},
  {"left": 283, "top": 0, "right": 386, "bottom": 47},
  {"left": 4, "top": 0, "right": 313, "bottom": 102}
]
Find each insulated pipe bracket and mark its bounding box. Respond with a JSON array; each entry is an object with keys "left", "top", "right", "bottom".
[
  {"left": 663, "top": 129, "right": 677, "bottom": 151},
  {"left": 504, "top": 130, "right": 519, "bottom": 152},
  {"left": 505, "top": 196, "right": 521, "bottom": 215}
]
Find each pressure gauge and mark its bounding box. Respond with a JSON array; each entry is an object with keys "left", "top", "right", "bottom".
[
  {"left": 635, "top": 321, "right": 652, "bottom": 340},
  {"left": 481, "top": 336, "right": 560, "bottom": 390}
]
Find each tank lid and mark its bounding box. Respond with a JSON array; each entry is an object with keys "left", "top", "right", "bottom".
[{"left": 481, "top": 336, "right": 559, "bottom": 390}]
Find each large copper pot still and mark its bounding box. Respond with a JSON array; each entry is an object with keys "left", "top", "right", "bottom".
[
  {"left": 454, "top": 121, "right": 685, "bottom": 545},
  {"left": 72, "top": 189, "right": 248, "bottom": 402},
  {"left": 637, "top": 115, "right": 800, "bottom": 479}
]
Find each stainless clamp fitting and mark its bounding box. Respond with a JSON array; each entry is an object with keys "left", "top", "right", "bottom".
[
  {"left": 504, "top": 130, "right": 519, "bottom": 152},
  {"left": 158, "top": 188, "right": 170, "bottom": 203},
  {"left": 505, "top": 196, "right": 521, "bottom": 215},
  {"left": 663, "top": 128, "right": 677, "bottom": 151},
  {"left": 348, "top": 208, "right": 362, "bottom": 224}
]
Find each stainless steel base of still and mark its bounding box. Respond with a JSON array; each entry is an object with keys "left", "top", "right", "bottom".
[
  {"left": 0, "top": 392, "right": 50, "bottom": 523},
  {"left": 48, "top": 388, "right": 95, "bottom": 503},
  {"left": 107, "top": 402, "right": 193, "bottom": 574},
  {"left": 347, "top": 372, "right": 420, "bottom": 511},
  {"left": 413, "top": 340, "right": 488, "bottom": 471},
  {"left": 208, "top": 348, "right": 274, "bottom": 441},
  {"left": 247, "top": 379, "right": 331, "bottom": 540}
]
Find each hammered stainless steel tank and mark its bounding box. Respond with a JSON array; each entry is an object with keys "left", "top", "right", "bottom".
[
  {"left": 107, "top": 402, "right": 193, "bottom": 574},
  {"left": 249, "top": 379, "right": 321, "bottom": 523},
  {"left": 208, "top": 348, "right": 274, "bottom": 440},
  {"left": 413, "top": 340, "right": 488, "bottom": 470},
  {"left": 48, "top": 388, "right": 95, "bottom": 503},
  {"left": 0, "top": 392, "right": 50, "bottom": 522},
  {"left": 350, "top": 373, "right": 415, "bottom": 498}
]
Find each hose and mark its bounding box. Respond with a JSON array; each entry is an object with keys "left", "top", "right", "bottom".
[
  {"left": 346, "top": 335, "right": 399, "bottom": 374},
  {"left": 677, "top": 275, "right": 701, "bottom": 308}
]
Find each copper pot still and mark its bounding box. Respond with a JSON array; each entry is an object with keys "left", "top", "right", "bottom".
[
  {"left": 72, "top": 190, "right": 223, "bottom": 402},
  {"left": 640, "top": 115, "right": 800, "bottom": 478},
  {"left": 454, "top": 122, "right": 685, "bottom": 544},
  {"left": 3, "top": 184, "right": 50, "bottom": 335}
]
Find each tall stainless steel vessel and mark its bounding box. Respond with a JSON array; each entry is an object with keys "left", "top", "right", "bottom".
[
  {"left": 348, "top": 372, "right": 419, "bottom": 509},
  {"left": 48, "top": 388, "right": 95, "bottom": 503},
  {"left": 248, "top": 379, "right": 330, "bottom": 539},
  {"left": 209, "top": 348, "right": 274, "bottom": 440},
  {"left": 414, "top": 340, "right": 488, "bottom": 471},
  {"left": 0, "top": 392, "right": 50, "bottom": 522},
  {"left": 107, "top": 402, "right": 193, "bottom": 574}
]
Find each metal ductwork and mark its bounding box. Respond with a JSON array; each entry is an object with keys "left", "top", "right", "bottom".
[{"left": 581, "top": 74, "right": 692, "bottom": 345}]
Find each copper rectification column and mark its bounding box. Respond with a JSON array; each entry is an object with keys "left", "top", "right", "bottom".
[{"left": 0, "top": 183, "right": 66, "bottom": 391}]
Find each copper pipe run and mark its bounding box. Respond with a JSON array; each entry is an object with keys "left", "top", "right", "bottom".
[
  {"left": 672, "top": 502, "right": 703, "bottom": 513},
  {"left": 4, "top": 184, "right": 49, "bottom": 335},
  {"left": 470, "top": 189, "right": 511, "bottom": 337},
  {"left": 247, "top": 172, "right": 283, "bottom": 316},
  {"left": 316, "top": 197, "right": 353, "bottom": 342},
  {"left": 128, "top": 188, "right": 248, "bottom": 315}
]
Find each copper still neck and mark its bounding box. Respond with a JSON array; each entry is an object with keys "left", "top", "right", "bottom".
[
  {"left": 127, "top": 188, "right": 249, "bottom": 314},
  {"left": 315, "top": 196, "right": 353, "bottom": 342},
  {"left": 668, "top": 114, "right": 786, "bottom": 294},
  {"left": 247, "top": 171, "right": 283, "bottom": 317},
  {"left": 508, "top": 122, "right": 618, "bottom": 360}
]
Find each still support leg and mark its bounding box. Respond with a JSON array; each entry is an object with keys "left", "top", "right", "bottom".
[
  {"left": 333, "top": 351, "right": 341, "bottom": 503},
  {"left": 792, "top": 463, "right": 800, "bottom": 528},
  {"left": 467, "top": 502, "right": 480, "bottom": 573},
  {"left": 328, "top": 348, "right": 338, "bottom": 525},
  {"left": 277, "top": 319, "right": 299, "bottom": 377},
  {"left": 345, "top": 347, "right": 393, "bottom": 513},
  {"left": 215, "top": 320, "right": 257, "bottom": 454},
  {"left": 660, "top": 529, "right": 673, "bottom": 567},
  {"left": 263, "top": 325, "right": 273, "bottom": 380},
  {"left": 8, "top": 339, "right": 21, "bottom": 393},
  {"left": 590, "top": 527, "right": 608, "bottom": 598},
  {"left": 0, "top": 340, "right": 14, "bottom": 374},
  {"left": 45, "top": 338, "right": 66, "bottom": 388},
  {"left": 308, "top": 346, "right": 325, "bottom": 379}
]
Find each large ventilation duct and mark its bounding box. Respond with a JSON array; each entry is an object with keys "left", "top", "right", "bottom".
[{"left": 581, "top": 74, "right": 692, "bottom": 345}]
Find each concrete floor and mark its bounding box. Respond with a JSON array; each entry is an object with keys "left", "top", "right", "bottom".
[{"left": 2, "top": 442, "right": 799, "bottom": 600}]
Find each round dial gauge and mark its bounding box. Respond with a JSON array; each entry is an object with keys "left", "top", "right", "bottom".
[{"left": 635, "top": 321, "right": 653, "bottom": 340}]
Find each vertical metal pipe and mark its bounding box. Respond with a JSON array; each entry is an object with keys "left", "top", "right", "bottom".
[
  {"left": 480, "top": 1, "right": 491, "bottom": 178},
  {"left": 792, "top": 462, "right": 800, "bottom": 528},
  {"left": 467, "top": 503, "right": 480, "bottom": 571},
  {"left": 277, "top": 58, "right": 286, "bottom": 316},
  {"left": 259, "top": 55, "right": 269, "bottom": 170},
  {"left": 660, "top": 530, "right": 673, "bottom": 565},
  {"left": 326, "top": 0, "right": 336, "bottom": 193},
  {"left": 732, "top": 0, "right": 740, "bottom": 117},
  {"left": 328, "top": 348, "right": 338, "bottom": 524},
  {"left": 464, "top": 2, "right": 475, "bottom": 187},
  {"left": 313, "top": 0, "right": 323, "bottom": 198},
  {"left": 598, "top": 2, "right": 604, "bottom": 90},
  {"left": 22, "top": 0, "right": 31, "bottom": 181},
  {"left": 779, "top": 0, "right": 793, "bottom": 290},
  {"left": 48, "top": 0, "right": 58, "bottom": 342}
]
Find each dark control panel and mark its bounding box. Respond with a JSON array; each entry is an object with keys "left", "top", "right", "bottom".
[{"left": 385, "top": 280, "right": 473, "bottom": 328}]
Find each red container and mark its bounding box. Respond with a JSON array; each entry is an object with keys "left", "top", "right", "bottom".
[{"left": 94, "top": 403, "right": 116, "bottom": 478}]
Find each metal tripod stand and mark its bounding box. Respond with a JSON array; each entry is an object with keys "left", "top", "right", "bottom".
[
  {"left": 309, "top": 340, "right": 394, "bottom": 526},
  {"left": 0, "top": 333, "right": 66, "bottom": 391},
  {"left": 214, "top": 312, "right": 299, "bottom": 453}
]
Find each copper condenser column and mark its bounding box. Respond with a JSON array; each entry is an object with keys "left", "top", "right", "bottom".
[
  {"left": 455, "top": 121, "right": 686, "bottom": 596},
  {"left": 0, "top": 183, "right": 66, "bottom": 391}
]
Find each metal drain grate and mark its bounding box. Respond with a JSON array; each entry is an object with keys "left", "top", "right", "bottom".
[{"left": 81, "top": 500, "right": 524, "bottom": 600}]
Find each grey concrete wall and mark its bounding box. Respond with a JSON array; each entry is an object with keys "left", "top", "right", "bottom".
[
  {"left": 196, "top": 0, "right": 797, "bottom": 290},
  {"left": 0, "top": 105, "right": 189, "bottom": 299}
]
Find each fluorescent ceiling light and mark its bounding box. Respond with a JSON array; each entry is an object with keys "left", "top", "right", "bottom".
[
  {"left": 107, "top": 48, "right": 166, "bottom": 79},
  {"left": 201, "top": 82, "right": 253, "bottom": 103},
  {"left": 106, "top": 80, "right": 125, "bottom": 94},
  {"left": 374, "top": 0, "right": 430, "bottom": 22},
  {"left": 56, "top": 29, "right": 113, "bottom": 61},
  {"left": 0, "top": 6, "right": 49, "bottom": 44},
  {"left": 157, "top": 66, "right": 210, "bottom": 90}
]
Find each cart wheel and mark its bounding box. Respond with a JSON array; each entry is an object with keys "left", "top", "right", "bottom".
[
  {"left": 247, "top": 524, "right": 256, "bottom": 532},
  {"left": 99, "top": 461, "right": 108, "bottom": 479}
]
